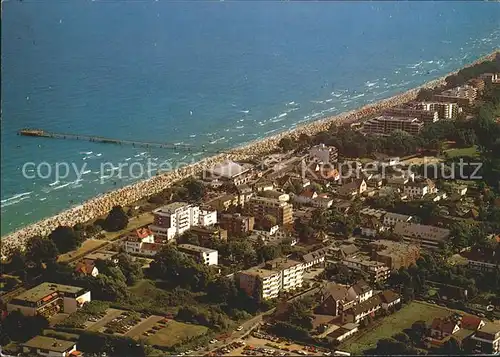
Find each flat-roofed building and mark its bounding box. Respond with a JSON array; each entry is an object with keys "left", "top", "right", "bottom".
[
  {"left": 7, "top": 282, "right": 91, "bottom": 317},
  {"left": 471, "top": 322, "right": 500, "bottom": 355},
  {"left": 149, "top": 202, "right": 216, "bottom": 242},
  {"left": 383, "top": 212, "right": 413, "bottom": 226},
  {"left": 419, "top": 101, "right": 460, "bottom": 119},
  {"left": 219, "top": 213, "right": 255, "bottom": 236},
  {"left": 189, "top": 225, "right": 228, "bottom": 244},
  {"left": 342, "top": 257, "right": 391, "bottom": 284},
  {"left": 238, "top": 267, "right": 282, "bottom": 300},
  {"left": 265, "top": 258, "right": 305, "bottom": 292},
  {"left": 204, "top": 160, "right": 252, "bottom": 186},
  {"left": 433, "top": 85, "right": 478, "bottom": 107},
  {"left": 383, "top": 107, "right": 439, "bottom": 125},
  {"left": 393, "top": 222, "right": 450, "bottom": 249},
  {"left": 177, "top": 244, "right": 218, "bottom": 266},
  {"left": 82, "top": 251, "right": 119, "bottom": 265},
  {"left": 246, "top": 196, "right": 293, "bottom": 227},
  {"left": 369, "top": 240, "right": 421, "bottom": 270},
  {"left": 362, "top": 116, "right": 424, "bottom": 136},
  {"left": 22, "top": 335, "right": 78, "bottom": 357}
]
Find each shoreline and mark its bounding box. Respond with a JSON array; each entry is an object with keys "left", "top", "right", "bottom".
[{"left": 1, "top": 49, "right": 498, "bottom": 258}]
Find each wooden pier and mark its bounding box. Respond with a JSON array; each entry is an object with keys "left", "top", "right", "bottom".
[{"left": 17, "top": 128, "right": 222, "bottom": 153}]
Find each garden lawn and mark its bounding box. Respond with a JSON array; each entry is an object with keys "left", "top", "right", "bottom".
[
  {"left": 342, "top": 302, "right": 452, "bottom": 355},
  {"left": 146, "top": 320, "right": 208, "bottom": 348},
  {"left": 444, "top": 146, "right": 479, "bottom": 158}
]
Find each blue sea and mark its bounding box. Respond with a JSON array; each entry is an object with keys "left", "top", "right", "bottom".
[{"left": 1, "top": 0, "right": 499, "bottom": 235}]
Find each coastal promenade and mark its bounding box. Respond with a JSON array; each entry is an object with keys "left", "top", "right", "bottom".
[{"left": 1, "top": 50, "right": 498, "bottom": 259}]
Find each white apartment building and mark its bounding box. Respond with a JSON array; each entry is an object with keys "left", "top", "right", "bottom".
[
  {"left": 199, "top": 209, "right": 218, "bottom": 226},
  {"left": 238, "top": 258, "right": 305, "bottom": 300},
  {"left": 309, "top": 143, "right": 338, "bottom": 164},
  {"left": 149, "top": 202, "right": 217, "bottom": 242},
  {"left": 177, "top": 244, "right": 218, "bottom": 266},
  {"left": 238, "top": 268, "right": 282, "bottom": 300},
  {"left": 343, "top": 257, "right": 391, "bottom": 283}
]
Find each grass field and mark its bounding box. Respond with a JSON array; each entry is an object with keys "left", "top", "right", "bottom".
[
  {"left": 444, "top": 146, "right": 479, "bottom": 158},
  {"left": 342, "top": 302, "right": 452, "bottom": 355},
  {"left": 58, "top": 238, "right": 107, "bottom": 263},
  {"left": 146, "top": 320, "right": 208, "bottom": 348},
  {"left": 102, "top": 212, "right": 154, "bottom": 241}
]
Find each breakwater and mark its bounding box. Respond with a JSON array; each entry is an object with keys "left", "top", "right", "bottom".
[{"left": 1, "top": 50, "right": 498, "bottom": 259}]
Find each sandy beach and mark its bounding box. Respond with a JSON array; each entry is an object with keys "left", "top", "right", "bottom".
[{"left": 1, "top": 50, "right": 498, "bottom": 259}]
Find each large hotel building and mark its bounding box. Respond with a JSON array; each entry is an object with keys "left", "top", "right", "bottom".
[
  {"left": 362, "top": 116, "right": 424, "bottom": 136},
  {"left": 383, "top": 106, "right": 439, "bottom": 125}
]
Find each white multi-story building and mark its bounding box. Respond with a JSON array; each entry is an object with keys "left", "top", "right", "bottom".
[
  {"left": 124, "top": 228, "right": 156, "bottom": 254},
  {"left": 177, "top": 244, "right": 218, "bottom": 266},
  {"left": 309, "top": 143, "right": 338, "bottom": 164},
  {"left": 149, "top": 202, "right": 217, "bottom": 242},
  {"left": 198, "top": 209, "right": 218, "bottom": 226},
  {"left": 403, "top": 179, "right": 437, "bottom": 198},
  {"left": 238, "top": 258, "right": 305, "bottom": 300}
]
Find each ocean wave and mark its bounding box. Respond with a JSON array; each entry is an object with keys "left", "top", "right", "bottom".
[
  {"left": 236, "top": 125, "right": 245, "bottom": 129},
  {"left": 365, "top": 81, "right": 377, "bottom": 87},
  {"left": 311, "top": 100, "right": 325, "bottom": 104},
  {"left": 239, "top": 110, "right": 250, "bottom": 114},
  {"left": 1, "top": 191, "right": 32, "bottom": 204},
  {"left": 51, "top": 182, "right": 71, "bottom": 190},
  {"left": 209, "top": 137, "right": 226, "bottom": 144},
  {"left": 352, "top": 93, "right": 366, "bottom": 99},
  {"left": 49, "top": 181, "right": 60, "bottom": 187},
  {"left": 80, "top": 151, "right": 93, "bottom": 155},
  {"left": 0, "top": 195, "right": 31, "bottom": 208},
  {"left": 189, "top": 134, "right": 197, "bottom": 138},
  {"left": 82, "top": 170, "right": 91, "bottom": 175},
  {"left": 287, "top": 101, "right": 297, "bottom": 106}
]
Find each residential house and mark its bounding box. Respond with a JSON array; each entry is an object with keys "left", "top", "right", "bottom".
[
  {"left": 347, "top": 280, "right": 373, "bottom": 303},
  {"left": 123, "top": 228, "right": 156, "bottom": 255},
  {"left": 22, "top": 336, "right": 79, "bottom": 357},
  {"left": 471, "top": 322, "right": 500, "bottom": 355},
  {"left": 343, "top": 294, "right": 382, "bottom": 324},
  {"left": 430, "top": 316, "right": 461, "bottom": 340},
  {"left": 337, "top": 179, "right": 367, "bottom": 199},
  {"left": 298, "top": 247, "right": 330, "bottom": 271},
  {"left": 82, "top": 251, "right": 119, "bottom": 265},
  {"left": 403, "top": 179, "right": 437, "bottom": 198},
  {"left": 74, "top": 261, "right": 99, "bottom": 277},
  {"left": 318, "top": 283, "right": 352, "bottom": 316},
  {"left": 379, "top": 290, "right": 401, "bottom": 311},
  {"left": 206, "top": 194, "right": 239, "bottom": 211},
  {"left": 254, "top": 180, "right": 275, "bottom": 192},
  {"left": 328, "top": 244, "right": 359, "bottom": 262}
]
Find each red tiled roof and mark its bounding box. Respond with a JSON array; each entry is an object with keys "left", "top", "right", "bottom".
[
  {"left": 461, "top": 315, "right": 483, "bottom": 330},
  {"left": 136, "top": 228, "right": 153, "bottom": 239}
]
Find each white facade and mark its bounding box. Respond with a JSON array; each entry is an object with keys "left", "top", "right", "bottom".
[
  {"left": 281, "top": 263, "right": 304, "bottom": 292},
  {"left": 64, "top": 290, "right": 91, "bottom": 314},
  {"left": 177, "top": 244, "right": 219, "bottom": 266},
  {"left": 150, "top": 203, "right": 217, "bottom": 242},
  {"left": 199, "top": 209, "right": 218, "bottom": 226},
  {"left": 383, "top": 212, "right": 413, "bottom": 226}
]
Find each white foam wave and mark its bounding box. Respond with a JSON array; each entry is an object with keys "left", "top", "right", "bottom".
[
  {"left": 1, "top": 192, "right": 32, "bottom": 203},
  {"left": 80, "top": 151, "right": 93, "bottom": 155},
  {"left": 49, "top": 181, "right": 60, "bottom": 187},
  {"left": 239, "top": 110, "right": 250, "bottom": 114}
]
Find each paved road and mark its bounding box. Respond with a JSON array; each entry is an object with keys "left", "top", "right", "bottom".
[{"left": 203, "top": 286, "right": 321, "bottom": 354}]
